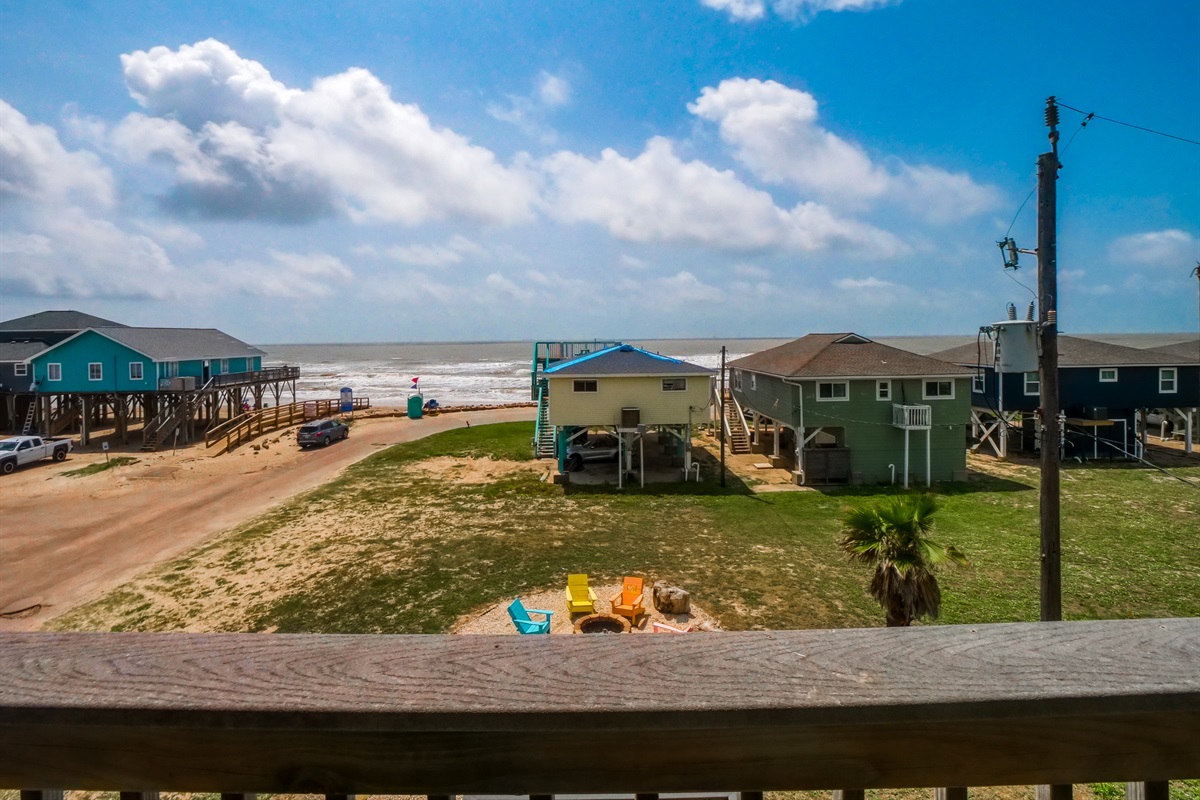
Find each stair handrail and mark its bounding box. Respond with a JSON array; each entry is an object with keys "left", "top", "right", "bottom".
[
  {"left": 727, "top": 388, "right": 752, "bottom": 442},
  {"left": 533, "top": 379, "right": 551, "bottom": 457}
]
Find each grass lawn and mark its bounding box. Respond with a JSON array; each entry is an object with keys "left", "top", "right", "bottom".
[{"left": 51, "top": 420, "right": 1200, "bottom": 635}]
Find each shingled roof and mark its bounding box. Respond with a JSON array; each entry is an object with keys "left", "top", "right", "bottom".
[
  {"left": 729, "top": 333, "right": 971, "bottom": 379},
  {"left": 1147, "top": 340, "right": 1200, "bottom": 364},
  {"left": 0, "top": 342, "right": 47, "bottom": 362},
  {"left": 34, "top": 327, "right": 265, "bottom": 361},
  {"left": 544, "top": 344, "right": 712, "bottom": 377},
  {"left": 0, "top": 310, "right": 128, "bottom": 331},
  {"left": 933, "top": 335, "right": 1189, "bottom": 368}
]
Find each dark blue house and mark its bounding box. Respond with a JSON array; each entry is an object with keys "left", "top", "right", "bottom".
[{"left": 933, "top": 335, "right": 1198, "bottom": 460}]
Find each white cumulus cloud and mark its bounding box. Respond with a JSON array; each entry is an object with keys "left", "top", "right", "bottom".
[
  {"left": 1108, "top": 229, "right": 1198, "bottom": 268},
  {"left": 0, "top": 101, "right": 179, "bottom": 299},
  {"left": 540, "top": 136, "right": 905, "bottom": 256},
  {"left": 114, "top": 39, "right": 537, "bottom": 225},
  {"left": 207, "top": 251, "right": 353, "bottom": 299},
  {"left": 689, "top": 78, "right": 999, "bottom": 221},
  {"left": 703, "top": 0, "right": 898, "bottom": 23}
]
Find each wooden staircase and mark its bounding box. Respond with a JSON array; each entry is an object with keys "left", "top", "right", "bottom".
[
  {"left": 534, "top": 380, "right": 555, "bottom": 458},
  {"left": 723, "top": 389, "right": 751, "bottom": 455}
]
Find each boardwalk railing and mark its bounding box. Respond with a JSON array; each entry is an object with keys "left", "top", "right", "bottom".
[
  {"left": 211, "top": 365, "right": 300, "bottom": 389},
  {"left": 204, "top": 396, "right": 370, "bottom": 452},
  {"left": 1, "top": 618, "right": 1196, "bottom": 792},
  {"left": 893, "top": 403, "right": 933, "bottom": 430}
]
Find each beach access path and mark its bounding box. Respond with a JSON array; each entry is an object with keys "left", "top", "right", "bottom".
[{"left": 0, "top": 407, "right": 535, "bottom": 632}]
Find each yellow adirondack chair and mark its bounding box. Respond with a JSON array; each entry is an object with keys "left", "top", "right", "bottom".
[
  {"left": 565, "top": 573, "right": 597, "bottom": 614},
  {"left": 610, "top": 576, "right": 645, "bottom": 627}
]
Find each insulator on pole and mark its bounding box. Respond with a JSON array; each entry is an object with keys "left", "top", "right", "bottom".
[{"left": 1045, "top": 96, "right": 1059, "bottom": 128}]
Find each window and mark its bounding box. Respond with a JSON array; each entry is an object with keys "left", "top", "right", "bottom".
[
  {"left": 923, "top": 380, "right": 954, "bottom": 399},
  {"left": 1160, "top": 368, "right": 1177, "bottom": 393},
  {"left": 972, "top": 374, "right": 985, "bottom": 393},
  {"left": 876, "top": 380, "right": 891, "bottom": 401},
  {"left": 750, "top": 373, "right": 757, "bottom": 390},
  {"left": 88, "top": 362, "right": 103, "bottom": 381},
  {"left": 47, "top": 363, "right": 62, "bottom": 381},
  {"left": 1099, "top": 368, "right": 1118, "bottom": 383},
  {"left": 129, "top": 362, "right": 144, "bottom": 381},
  {"left": 573, "top": 379, "right": 597, "bottom": 393},
  {"left": 732, "top": 370, "right": 742, "bottom": 391},
  {"left": 1024, "top": 372, "right": 1040, "bottom": 396},
  {"left": 162, "top": 361, "right": 179, "bottom": 378},
  {"left": 817, "top": 381, "right": 849, "bottom": 401},
  {"left": 220, "top": 359, "right": 230, "bottom": 373},
  {"left": 14, "top": 363, "right": 27, "bottom": 377},
  {"left": 662, "top": 378, "right": 687, "bottom": 391}
]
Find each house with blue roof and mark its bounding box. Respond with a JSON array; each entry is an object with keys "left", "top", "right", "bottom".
[{"left": 536, "top": 343, "right": 714, "bottom": 485}]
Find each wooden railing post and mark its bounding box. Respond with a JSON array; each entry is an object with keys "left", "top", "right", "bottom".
[
  {"left": 20, "top": 792, "right": 63, "bottom": 800},
  {"left": 120, "top": 792, "right": 159, "bottom": 800},
  {"left": 1037, "top": 786, "right": 1072, "bottom": 800},
  {"left": 220, "top": 794, "right": 256, "bottom": 800},
  {"left": 1126, "top": 783, "right": 1168, "bottom": 800},
  {"left": 937, "top": 789, "right": 969, "bottom": 800},
  {"left": 834, "top": 790, "right": 864, "bottom": 800}
]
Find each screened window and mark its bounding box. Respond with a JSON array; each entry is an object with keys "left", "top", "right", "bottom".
[
  {"left": 817, "top": 381, "right": 849, "bottom": 401},
  {"left": 47, "top": 363, "right": 62, "bottom": 381},
  {"left": 89, "top": 362, "right": 103, "bottom": 381},
  {"left": 923, "top": 380, "right": 954, "bottom": 399},
  {"left": 1099, "top": 368, "right": 1118, "bottom": 383},
  {"left": 972, "top": 374, "right": 985, "bottom": 393},
  {"left": 1024, "top": 372, "right": 1040, "bottom": 396},
  {"left": 1160, "top": 368, "right": 1177, "bottom": 393},
  {"left": 129, "top": 362, "right": 144, "bottom": 381},
  {"left": 876, "top": 380, "right": 891, "bottom": 401},
  {"left": 662, "top": 378, "right": 687, "bottom": 391},
  {"left": 14, "top": 363, "right": 27, "bottom": 377},
  {"left": 573, "top": 380, "right": 597, "bottom": 393}
]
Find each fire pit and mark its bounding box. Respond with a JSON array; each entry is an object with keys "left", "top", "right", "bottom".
[{"left": 573, "top": 612, "right": 631, "bottom": 634}]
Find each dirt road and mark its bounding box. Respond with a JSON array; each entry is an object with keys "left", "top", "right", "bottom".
[{"left": 0, "top": 407, "right": 535, "bottom": 631}]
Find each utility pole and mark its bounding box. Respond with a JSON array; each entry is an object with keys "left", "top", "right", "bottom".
[
  {"left": 719, "top": 346, "right": 727, "bottom": 487},
  {"left": 1036, "top": 95, "right": 1069, "bottom": 800},
  {"left": 1038, "top": 96, "right": 1062, "bottom": 624}
]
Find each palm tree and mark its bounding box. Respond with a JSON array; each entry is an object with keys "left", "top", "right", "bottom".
[{"left": 840, "top": 494, "right": 969, "bottom": 627}]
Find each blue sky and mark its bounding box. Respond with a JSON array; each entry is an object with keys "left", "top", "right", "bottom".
[{"left": 2, "top": 0, "right": 1197, "bottom": 343}]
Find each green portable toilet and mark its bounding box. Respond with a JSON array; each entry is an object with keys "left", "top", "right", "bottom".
[{"left": 407, "top": 394, "right": 423, "bottom": 419}]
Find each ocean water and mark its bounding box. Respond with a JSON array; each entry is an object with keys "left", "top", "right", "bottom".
[{"left": 260, "top": 338, "right": 791, "bottom": 408}]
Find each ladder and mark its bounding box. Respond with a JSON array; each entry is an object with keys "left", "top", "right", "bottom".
[{"left": 20, "top": 400, "right": 36, "bottom": 435}]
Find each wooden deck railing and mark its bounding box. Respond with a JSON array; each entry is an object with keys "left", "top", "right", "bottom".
[
  {"left": 211, "top": 365, "right": 301, "bottom": 389},
  {"left": 1, "top": 618, "right": 1196, "bottom": 792},
  {"left": 204, "top": 396, "right": 370, "bottom": 452}
]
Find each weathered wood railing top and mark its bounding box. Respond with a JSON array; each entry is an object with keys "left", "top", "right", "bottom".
[{"left": 1, "top": 619, "right": 1197, "bottom": 792}]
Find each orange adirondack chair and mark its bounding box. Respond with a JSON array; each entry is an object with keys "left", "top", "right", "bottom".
[
  {"left": 565, "top": 573, "right": 597, "bottom": 614},
  {"left": 609, "top": 576, "right": 645, "bottom": 627}
]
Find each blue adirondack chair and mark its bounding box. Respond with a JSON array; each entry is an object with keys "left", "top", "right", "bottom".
[{"left": 507, "top": 597, "right": 553, "bottom": 634}]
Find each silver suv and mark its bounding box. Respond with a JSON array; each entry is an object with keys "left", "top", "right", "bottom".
[
  {"left": 564, "top": 435, "right": 620, "bottom": 471},
  {"left": 297, "top": 419, "right": 349, "bottom": 448}
]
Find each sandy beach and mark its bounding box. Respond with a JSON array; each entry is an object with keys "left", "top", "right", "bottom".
[{"left": 0, "top": 406, "right": 535, "bottom": 632}]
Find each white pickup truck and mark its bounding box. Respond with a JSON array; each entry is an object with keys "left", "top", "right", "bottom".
[{"left": 0, "top": 435, "right": 73, "bottom": 474}]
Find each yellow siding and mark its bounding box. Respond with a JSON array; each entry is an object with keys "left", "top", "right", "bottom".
[{"left": 547, "top": 375, "right": 712, "bottom": 426}]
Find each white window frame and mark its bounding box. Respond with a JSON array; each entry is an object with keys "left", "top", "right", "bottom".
[
  {"left": 1159, "top": 367, "right": 1177, "bottom": 394},
  {"left": 732, "top": 370, "right": 742, "bottom": 391},
  {"left": 661, "top": 378, "right": 687, "bottom": 392},
  {"left": 816, "top": 381, "right": 849, "bottom": 402},
  {"left": 750, "top": 373, "right": 757, "bottom": 390},
  {"left": 876, "top": 380, "right": 891, "bottom": 401},
  {"left": 47, "top": 363, "right": 62, "bottom": 381},
  {"left": 161, "top": 360, "right": 179, "bottom": 379},
  {"left": 923, "top": 379, "right": 955, "bottom": 400},
  {"left": 14, "top": 362, "right": 27, "bottom": 377},
  {"left": 972, "top": 374, "right": 985, "bottom": 393},
  {"left": 1024, "top": 372, "right": 1040, "bottom": 396},
  {"left": 1098, "top": 368, "right": 1118, "bottom": 383},
  {"left": 573, "top": 379, "right": 598, "bottom": 393},
  {"left": 220, "top": 358, "right": 230, "bottom": 373},
  {"left": 88, "top": 362, "right": 103, "bottom": 381},
  {"left": 129, "top": 362, "right": 144, "bottom": 381}
]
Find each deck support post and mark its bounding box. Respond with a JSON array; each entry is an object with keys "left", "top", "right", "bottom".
[
  {"left": 80, "top": 394, "right": 91, "bottom": 447},
  {"left": 926, "top": 426, "right": 932, "bottom": 486},
  {"left": 903, "top": 427, "right": 910, "bottom": 488},
  {"left": 937, "top": 789, "right": 968, "bottom": 800},
  {"left": 1125, "top": 782, "right": 1168, "bottom": 800}
]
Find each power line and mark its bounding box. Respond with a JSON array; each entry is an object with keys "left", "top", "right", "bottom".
[
  {"left": 1004, "top": 116, "right": 1091, "bottom": 240},
  {"left": 1057, "top": 101, "right": 1200, "bottom": 146}
]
